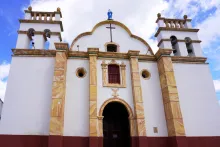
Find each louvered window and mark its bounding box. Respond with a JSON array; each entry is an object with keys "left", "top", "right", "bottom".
[{"left": 108, "top": 64, "right": 120, "bottom": 84}]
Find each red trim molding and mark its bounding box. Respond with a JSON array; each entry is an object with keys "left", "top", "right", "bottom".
[{"left": 0, "top": 135, "right": 220, "bottom": 147}]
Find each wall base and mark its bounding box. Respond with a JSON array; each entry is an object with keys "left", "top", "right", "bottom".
[{"left": 0, "top": 135, "right": 220, "bottom": 147}]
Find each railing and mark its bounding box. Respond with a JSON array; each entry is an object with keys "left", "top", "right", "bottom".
[
  {"left": 25, "top": 7, "right": 61, "bottom": 21},
  {"left": 30, "top": 12, "right": 56, "bottom": 21},
  {"left": 164, "top": 19, "right": 185, "bottom": 28}
]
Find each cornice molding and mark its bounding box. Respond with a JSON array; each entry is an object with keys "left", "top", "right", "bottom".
[
  {"left": 154, "top": 27, "right": 199, "bottom": 37},
  {"left": 12, "top": 49, "right": 56, "bottom": 57},
  {"left": 19, "top": 19, "right": 64, "bottom": 32},
  {"left": 11, "top": 49, "right": 207, "bottom": 64},
  {"left": 171, "top": 56, "right": 207, "bottom": 63}
]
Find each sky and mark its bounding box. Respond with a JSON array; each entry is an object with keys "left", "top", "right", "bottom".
[{"left": 0, "top": 0, "right": 220, "bottom": 105}]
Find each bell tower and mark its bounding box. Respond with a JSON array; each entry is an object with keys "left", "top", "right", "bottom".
[
  {"left": 16, "top": 6, "right": 63, "bottom": 50},
  {"left": 155, "top": 13, "right": 203, "bottom": 57}
]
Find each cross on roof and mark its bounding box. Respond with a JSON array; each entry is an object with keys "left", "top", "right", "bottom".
[{"left": 106, "top": 23, "right": 115, "bottom": 42}]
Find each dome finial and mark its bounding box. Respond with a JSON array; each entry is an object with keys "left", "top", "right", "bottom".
[
  {"left": 157, "top": 13, "right": 161, "bottom": 18},
  {"left": 28, "top": 6, "right": 32, "bottom": 11}
]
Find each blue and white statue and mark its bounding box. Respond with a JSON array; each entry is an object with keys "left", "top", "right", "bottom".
[{"left": 107, "top": 9, "right": 113, "bottom": 20}]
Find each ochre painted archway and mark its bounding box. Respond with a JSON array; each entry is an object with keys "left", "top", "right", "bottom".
[{"left": 97, "top": 98, "right": 137, "bottom": 137}]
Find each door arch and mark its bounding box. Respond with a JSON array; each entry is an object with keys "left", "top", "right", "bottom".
[{"left": 98, "top": 98, "right": 136, "bottom": 147}]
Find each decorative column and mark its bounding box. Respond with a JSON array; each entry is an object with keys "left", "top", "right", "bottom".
[
  {"left": 48, "top": 43, "right": 69, "bottom": 147},
  {"left": 156, "top": 49, "right": 186, "bottom": 147},
  {"left": 120, "top": 62, "right": 126, "bottom": 87},
  {"left": 88, "top": 48, "right": 100, "bottom": 147},
  {"left": 128, "top": 50, "right": 146, "bottom": 147}
]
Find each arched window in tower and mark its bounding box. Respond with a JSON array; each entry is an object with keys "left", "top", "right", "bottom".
[
  {"left": 185, "top": 37, "right": 194, "bottom": 56},
  {"left": 108, "top": 64, "right": 120, "bottom": 84},
  {"left": 44, "top": 29, "right": 51, "bottom": 50},
  {"left": 170, "top": 36, "right": 179, "bottom": 55},
  {"left": 107, "top": 44, "right": 117, "bottom": 52},
  {"left": 27, "top": 28, "right": 35, "bottom": 49}
]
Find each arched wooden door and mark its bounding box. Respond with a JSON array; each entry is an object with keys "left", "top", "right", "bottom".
[{"left": 102, "top": 102, "right": 131, "bottom": 147}]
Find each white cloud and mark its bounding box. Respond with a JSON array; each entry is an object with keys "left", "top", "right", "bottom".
[
  {"left": 197, "top": 9, "right": 220, "bottom": 48},
  {"left": 0, "top": 62, "right": 10, "bottom": 101},
  {"left": 28, "top": 0, "right": 169, "bottom": 51},
  {"left": 26, "top": 0, "right": 220, "bottom": 54},
  {"left": 213, "top": 80, "right": 220, "bottom": 92}
]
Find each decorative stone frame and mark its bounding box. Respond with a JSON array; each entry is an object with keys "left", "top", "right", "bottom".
[
  {"left": 76, "top": 67, "right": 87, "bottom": 78},
  {"left": 104, "top": 42, "right": 120, "bottom": 52},
  {"left": 140, "top": 69, "right": 151, "bottom": 80},
  {"left": 97, "top": 98, "right": 136, "bottom": 137},
  {"left": 101, "top": 59, "right": 126, "bottom": 88}
]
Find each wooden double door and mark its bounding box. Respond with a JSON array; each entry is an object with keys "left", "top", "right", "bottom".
[{"left": 103, "top": 102, "right": 130, "bottom": 147}]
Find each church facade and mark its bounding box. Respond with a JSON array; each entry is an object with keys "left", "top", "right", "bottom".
[{"left": 0, "top": 7, "right": 220, "bottom": 147}]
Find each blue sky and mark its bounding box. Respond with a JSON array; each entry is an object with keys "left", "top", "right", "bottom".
[{"left": 0, "top": 0, "right": 220, "bottom": 105}]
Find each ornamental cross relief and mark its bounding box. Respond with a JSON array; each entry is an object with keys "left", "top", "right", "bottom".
[{"left": 111, "top": 88, "right": 119, "bottom": 98}]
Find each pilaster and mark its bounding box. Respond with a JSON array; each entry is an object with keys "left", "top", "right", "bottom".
[
  {"left": 88, "top": 48, "right": 99, "bottom": 147},
  {"left": 128, "top": 50, "right": 147, "bottom": 137},
  {"left": 156, "top": 49, "right": 185, "bottom": 138},
  {"left": 48, "top": 43, "right": 68, "bottom": 147}
]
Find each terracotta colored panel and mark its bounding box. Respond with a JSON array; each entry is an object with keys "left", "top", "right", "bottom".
[
  {"left": 89, "top": 137, "right": 99, "bottom": 147},
  {"left": 89, "top": 101, "right": 97, "bottom": 117},
  {"left": 52, "top": 81, "right": 65, "bottom": 99},
  {"left": 48, "top": 135, "right": 63, "bottom": 147},
  {"left": 63, "top": 136, "right": 89, "bottom": 147},
  {"left": 51, "top": 99, "right": 62, "bottom": 117}
]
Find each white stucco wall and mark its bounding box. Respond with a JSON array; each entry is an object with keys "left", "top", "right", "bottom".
[
  {"left": 0, "top": 57, "right": 55, "bottom": 135},
  {"left": 0, "top": 99, "right": 3, "bottom": 120},
  {"left": 174, "top": 63, "right": 220, "bottom": 136},
  {"left": 71, "top": 24, "right": 151, "bottom": 54},
  {"left": 19, "top": 23, "right": 61, "bottom": 32},
  {"left": 64, "top": 59, "right": 89, "bottom": 136},
  {"left": 157, "top": 31, "right": 203, "bottom": 57},
  {"left": 97, "top": 59, "right": 135, "bottom": 115},
  {"left": 139, "top": 62, "right": 168, "bottom": 136},
  {"left": 16, "top": 34, "right": 30, "bottom": 49},
  {"left": 16, "top": 23, "right": 62, "bottom": 49}
]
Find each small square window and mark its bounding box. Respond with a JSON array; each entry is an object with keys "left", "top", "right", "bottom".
[{"left": 107, "top": 44, "right": 117, "bottom": 52}]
